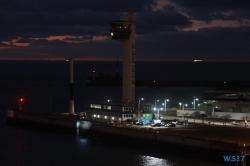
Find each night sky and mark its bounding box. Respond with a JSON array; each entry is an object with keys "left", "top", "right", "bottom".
[{"left": 0, "top": 0, "right": 250, "bottom": 61}]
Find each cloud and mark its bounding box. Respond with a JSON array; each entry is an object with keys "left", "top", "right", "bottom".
[
  {"left": 0, "top": 0, "right": 156, "bottom": 42},
  {"left": 1, "top": 26, "right": 249, "bottom": 61},
  {"left": 0, "top": 1, "right": 192, "bottom": 44},
  {"left": 170, "top": 0, "right": 250, "bottom": 22},
  {"left": 15, "top": 38, "right": 32, "bottom": 43},
  {"left": 0, "top": 10, "right": 115, "bottom": 39},
  {"left": 137, "top": 5, "right": 192, "bottom": 34},
  {"left": 1, "top": 0, "right": 157, "bottom": 13},
  {"left": 63, "top": 36, "right": 93, "bottom": 42}
]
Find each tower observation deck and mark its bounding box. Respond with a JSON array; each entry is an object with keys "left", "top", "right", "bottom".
[{"left": 109, "top": 13, "right": 135, "bottom": 102}]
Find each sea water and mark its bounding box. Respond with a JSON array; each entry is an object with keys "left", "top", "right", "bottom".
[{"left": 1, "top": 61, "right": 248, "bottom": 165}]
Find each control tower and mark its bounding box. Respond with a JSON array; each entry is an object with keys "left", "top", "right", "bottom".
[{"left": 109, "top": 13, "right": 135, "bottom": 102}]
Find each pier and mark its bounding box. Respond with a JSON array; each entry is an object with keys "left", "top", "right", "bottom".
[{"left": 7, "top": 109, "right": 92, "bottom": 136}]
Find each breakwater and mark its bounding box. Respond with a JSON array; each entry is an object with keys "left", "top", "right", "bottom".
[{"left": 6, "top": 110, "right": 92, "bottom": 136}]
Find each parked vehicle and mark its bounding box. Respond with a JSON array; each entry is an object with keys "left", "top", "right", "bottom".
[
  {"left": 199, "top": 114, "right": 207, "bottom": 119},
  {"left": 178, "top": 121, "right": 189, "bottom": 126},
  {"left": 162, "top": 119, "right": 178, "bottom": 124},
  {"left": 231, "top": 121, "right": 239, "bottom": 125},
  {"left": 136, "top": 119, "right": 151, "bottom": 125},
  {"left": 170, "top": 120, "right": 178, "bottom": 124},
  {"left": 165, "top": 123, "right": 176, "bottom": 127},
  {"left": 162, "top": 120, "right": 171, "bottom": 124},
  {"left": 151, "top": 123, "right": 161, "bottom": 127},
  {"left": 152, "top": 118, "right": 161, "bottom": 124}
]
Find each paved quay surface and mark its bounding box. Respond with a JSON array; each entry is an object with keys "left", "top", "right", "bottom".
[{"left": 130, "top": 121, "right": 250, "bottom": 146}]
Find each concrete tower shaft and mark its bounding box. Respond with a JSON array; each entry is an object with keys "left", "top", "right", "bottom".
[
  {"left": 69, "top": 58, "right": 74, "bottom": 114},
  {"left": 110, "top": 13, "right": 135, "bottom": 102}
]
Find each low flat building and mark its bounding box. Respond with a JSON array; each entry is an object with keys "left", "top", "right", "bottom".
[
  {"left": 85, "top": 100, "right": 154, "bottom": 123},
  {"left": 176, "top": 110, "right": 205, "bottom": 118},
  {"left": 203, "top": 90, "right": 250, "bottom": 120}
]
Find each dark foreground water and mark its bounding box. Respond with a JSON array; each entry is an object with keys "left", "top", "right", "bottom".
[
  {"left": 1, "top": 61, "right": 249, "bottom": 166},
  {"left": 0, "top": 111, "right": 229, "bottom": 166}
]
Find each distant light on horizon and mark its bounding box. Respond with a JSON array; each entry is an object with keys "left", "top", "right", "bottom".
[{"left": 194, "top": 60, "right": 203, "bottom": 62}]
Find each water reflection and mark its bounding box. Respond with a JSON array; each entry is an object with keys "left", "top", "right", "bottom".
[
  {"left": 139, "top": 155, "right": 177, "bottom": 166},
  {"left": 14, "top": 129, "right": 28, "bottom": 166},
  {"left": 78, "top": 138, "right": 88, "bottom": 144}
]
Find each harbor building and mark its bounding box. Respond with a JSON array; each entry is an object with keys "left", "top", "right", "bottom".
[
  {"left": 203, "top": 91, "right": 250, "bottom": 120},
  {"left": 85, "top": 100, "right": 153, "bottom": 123}
]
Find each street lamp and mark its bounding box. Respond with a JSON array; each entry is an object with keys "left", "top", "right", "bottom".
[
  {"left": 155, "top": 99, "right": 159, "bottom": 118},
  {"left": 182, "top": 104, "right": 188, "bottom": 120},
  {"left": 164, "top": 99, "right": 169, "bottom": 114},
  {"left": 193, "top": 96, "right": 198, "bottom": 109},
  {"left": 155, "top": 99, "right": 159, "bottom": 108},
  {"left": 162, "top": 103, "right": 165, "bottom": 115},
  {"left": 179, "top": 103, "right": 182, "bottom": 109},
  {"left": 153, "top": 107, "right": 156, "bottom": 118},
  {"left": 160, "top": 108, "right": 163, "bottom": 119},
  {"left": 138, "top": 98, "right": 144, "bottom": 121}
]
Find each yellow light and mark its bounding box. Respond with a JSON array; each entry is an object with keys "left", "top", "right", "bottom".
[{"left": 111, "top": 32, "right": 114, "bottom": 36}]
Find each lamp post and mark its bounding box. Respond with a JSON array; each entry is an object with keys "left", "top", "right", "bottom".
[
  {"left": 162, "top": 103, "right": 165, "bottom": 116},
  {"left": 164, "top": 99, "right": 169, "bottom": 114},
  {"left": 138, "top": 98, "right": 144, "bottom": 121},
  {"left": 153, "top": 107, "right": 156, "bottom": 118},
  {"left": 160, "top": 108, "right": 163, "bottom": 119},
  {"left": 194, "top": 96, "right": 198, "bottom": 109},
  {"left": 182, "top": 104, "right": 188, "bottom": 120},
  {"left": 179, "top": 103, "right": 182, "bottom": 110},
  {"left": 155, "top": 99, "right": 159, "bottom": 119},
  {"left": 155, "top": 99, "right": 159, "bottom": 108}
]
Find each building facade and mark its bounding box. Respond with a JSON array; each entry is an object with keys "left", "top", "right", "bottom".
[
  {"left": 203, "top": 91, "right": 250, "bottom": 120},
  {"left": 85, "top": 101, "right": 154, "bottom": 123}
]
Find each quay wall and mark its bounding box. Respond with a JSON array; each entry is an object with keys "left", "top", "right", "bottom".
[
  {"left": 11, "top": 113, "right": 77, "bottom": 128},
  {"left": 157, "top": 134, "right": 209, "bottom": 149},
  {"left": 5, "top": 110, "right": 244, "bottom": 153},
  {"left": 89, "top": 123, "right": 242, "bottom": 153},
  {"left": 90, "top": 124, "right": 156, "bottom": 140},
  {"left": 6, "top": 110, "right": 92, "bottom": 136}
]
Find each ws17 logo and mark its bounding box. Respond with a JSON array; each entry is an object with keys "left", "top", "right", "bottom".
[{"left": 223, "top": 155, "right": 245, "bottom": 162}]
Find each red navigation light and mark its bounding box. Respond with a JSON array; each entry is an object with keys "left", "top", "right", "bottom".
[
  {"left": 19, "top": 98, "right": 24, "bottom": 102},
  {"left": 92, "top": 70, "right": 96, "bottom": 73}
]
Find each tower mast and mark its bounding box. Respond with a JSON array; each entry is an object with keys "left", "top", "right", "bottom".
[{"left": 110, "top": 13, "right": 136, "bottom": 102}]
